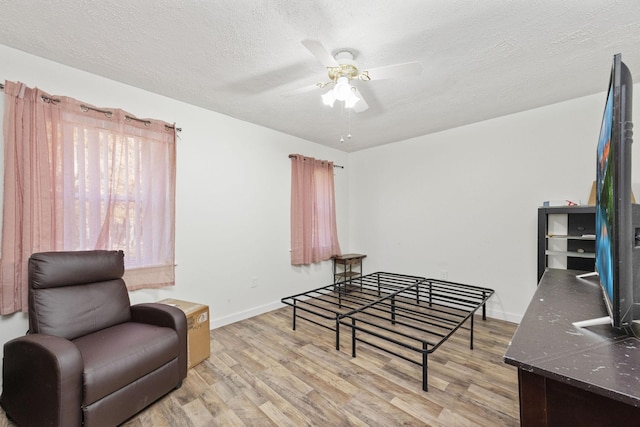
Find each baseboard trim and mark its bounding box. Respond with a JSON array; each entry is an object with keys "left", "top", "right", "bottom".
[
  {"left": 211, "top": 300, "right": 285, "bottom": 329},
  {"left": 210, "top": 299, "right": 521, "bottom": 330},
  {"left": 484, "top": 308, "right": 522, "bottom": 324}
]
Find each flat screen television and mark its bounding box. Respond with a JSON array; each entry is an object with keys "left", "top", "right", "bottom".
[{"left": 576, "top": 53, "right": 637, "bottom": 330}]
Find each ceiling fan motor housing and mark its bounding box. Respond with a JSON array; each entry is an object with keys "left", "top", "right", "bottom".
[{"left": 328, "top": 50, "right": 359, "bottom": 81}]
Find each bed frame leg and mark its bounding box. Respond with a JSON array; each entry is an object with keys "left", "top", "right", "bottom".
[
  {"left": 351, "top": 318, "right": 357, "bottom": 357},
  {"left": 470, "top": 314, "right": 474, "bottom": 350},
  {"left": 391, "top": 296, "right": 396, "bottom": 325},
  {"left": 422, "top": 342, "right": 428, "bottom": 392},
  {"left": 482, "top": 291, "right": 488, "bottom": 320},
  {"left": 292, "top": 302, "right": 297, "bottom": 330},
  {"left": 336, "top": 318, "right": 340, "bottom": 350}
]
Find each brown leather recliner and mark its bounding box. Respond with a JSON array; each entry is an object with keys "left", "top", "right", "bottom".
[{"left": 1, "top": 250, "right": 187, "bottom": 427}]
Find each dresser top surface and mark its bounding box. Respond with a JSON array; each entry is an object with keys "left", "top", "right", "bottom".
[{"left": 504, "top": 269, "right": 640, "bottom": 406}]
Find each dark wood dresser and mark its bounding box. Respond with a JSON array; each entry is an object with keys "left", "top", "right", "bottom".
[{"left": 504, "top": 268, "right": 640, "bottom": 426}]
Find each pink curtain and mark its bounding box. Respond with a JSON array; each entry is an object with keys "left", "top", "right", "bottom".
[
  {"left": 290, "top": 154, "right": 341, "bottom": 265},
  {"left": 1, "top": 81, "right": 176, "bottom": 314}
]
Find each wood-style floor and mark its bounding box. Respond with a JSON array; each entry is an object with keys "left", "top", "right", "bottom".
[{"left": 1, "top": 306, "right": 520, "bottom": 426}]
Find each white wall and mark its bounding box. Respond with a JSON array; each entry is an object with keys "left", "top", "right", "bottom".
[
  {"left": 2, "top": 43, "right": 640, "bottom": 342},
  {"left": 349, "top": 87, "right": 640, "bottom": 323},
  {"left": 0, "top": 44, "right": 350, "bottom": 352}
]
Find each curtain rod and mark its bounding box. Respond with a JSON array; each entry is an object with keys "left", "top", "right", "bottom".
[
  {"left": 288, "top": 154, "right": 344, "bottom": 169},
  {"left": 79, "top": 104, "right": 181, "bottom": 132},
  {"left": 1, "top": 81, "right": 181, "bottom": 132}
]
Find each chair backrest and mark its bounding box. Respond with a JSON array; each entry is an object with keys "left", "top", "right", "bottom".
[{"left": 28, "top": 250, "right": 132, "bottom": 340}]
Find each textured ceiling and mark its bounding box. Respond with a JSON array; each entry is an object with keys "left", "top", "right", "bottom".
[{"left": 1, "top": 1, "right": 640, "bottom": 152}]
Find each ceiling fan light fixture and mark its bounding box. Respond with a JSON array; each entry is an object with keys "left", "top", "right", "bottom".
[
  {"left": 321, "top": 89, "right": 336, "bottom": 107},
  {"left": 323, "top": 76, "right": 360, "bottom": 109},
  {"left": 334, "top": 76, "right": 351, "bottom": 101},
  {"left": 344, "top": 88, "right": 360, "bottom": 109}
]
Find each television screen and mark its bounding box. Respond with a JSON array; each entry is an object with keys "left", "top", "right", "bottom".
[
  {"left": 595, "top": 84, "right": 614, "bottom": 306},
  {"left": 594, "top": 53, "right": 635, "bottom": 328}
]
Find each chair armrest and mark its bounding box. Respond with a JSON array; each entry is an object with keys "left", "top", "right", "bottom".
[
  {"left": 130, "top": 303, "right": 188, "bottom": 380},
  {"left": 1, "top": 334, "right": 83, "bottom": 427}
]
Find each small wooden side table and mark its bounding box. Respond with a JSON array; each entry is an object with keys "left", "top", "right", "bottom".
[{"left": 332, "top": 253, "right": 366, "bottom": 284}]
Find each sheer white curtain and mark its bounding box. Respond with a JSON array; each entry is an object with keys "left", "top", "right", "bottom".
[
  {"left": 1, "top": 81, "right": 176, "bottom": 314},
  {"left": 290, "top": 154, "right": 341, "bottom": 265}
]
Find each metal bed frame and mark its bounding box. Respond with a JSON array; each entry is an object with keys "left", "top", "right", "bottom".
[{"left": 280, "top": 272, "right": 494, "bottom": 391}]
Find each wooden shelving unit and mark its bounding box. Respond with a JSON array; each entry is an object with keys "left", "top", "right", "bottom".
[{"left": 537, "top": 205, "right": 596, "bottom": 282}]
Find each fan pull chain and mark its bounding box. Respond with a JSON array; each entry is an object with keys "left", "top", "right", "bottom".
[{"left": 339, "top": 104, "right": 353, "bottom": 143}]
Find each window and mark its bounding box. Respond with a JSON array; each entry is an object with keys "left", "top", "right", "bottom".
[
  {"left": 58, "top": 113, "right": 176, "bottom": 289},
  {"left": 1, "top": 81, "right": 176, "bottom": 314},
  {"left": 290, "top": 154, "right": 341, "bottom": 265}
]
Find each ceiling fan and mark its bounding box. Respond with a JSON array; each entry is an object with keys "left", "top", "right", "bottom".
[{"left": 294, "top": 39, "right": 423, "bottom": 113}]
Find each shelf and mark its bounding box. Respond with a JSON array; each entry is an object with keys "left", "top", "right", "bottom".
[
  {"left": 335, "top": 271, "right": 361, "bottom": 279},
  {"left": 546, "top": 234, "right": 596, "bottom": 240},
  {"left": 538, "top": 206, "right": 596, "bottom": 282},
  {"left": 545, "top": 250, "right": 595, "bottom": 259}
]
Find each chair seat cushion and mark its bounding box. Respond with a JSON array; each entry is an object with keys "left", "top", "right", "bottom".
[{"left": 73, "top": 322, "right": 179, "bottom": 405}]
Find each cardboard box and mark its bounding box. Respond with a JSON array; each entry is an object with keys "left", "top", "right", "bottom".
[{"left": 157, "top": 298, "right": 210, "bottom": 369}]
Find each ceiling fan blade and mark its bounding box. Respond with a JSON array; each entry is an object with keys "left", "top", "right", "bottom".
[
  {"left": 363, "top": 61, "right": 423, "bottom": 81},
  {"left": 301, "top": 39, "right": 338, "bottom": 68},
  {"left": 352, "top": 87, "right": 369, "bottom": 113}
]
